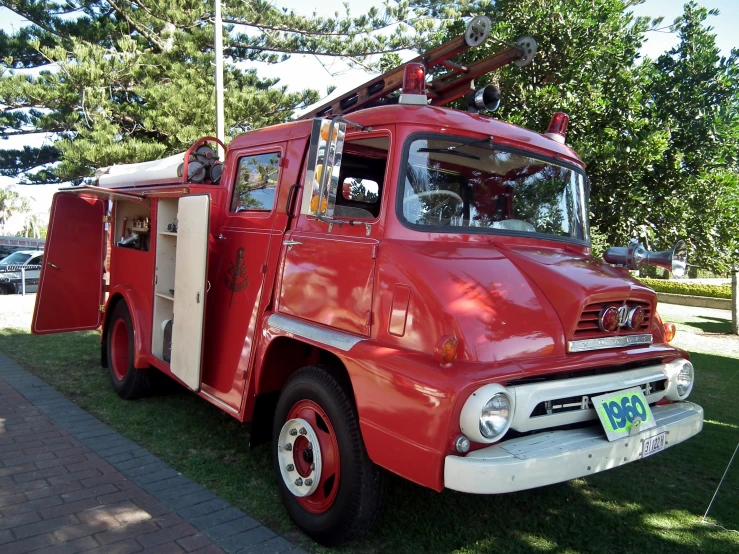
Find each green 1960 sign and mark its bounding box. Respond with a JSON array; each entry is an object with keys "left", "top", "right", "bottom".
[{"left": 592, "top": 386, "right": 656, "bottom": 441}]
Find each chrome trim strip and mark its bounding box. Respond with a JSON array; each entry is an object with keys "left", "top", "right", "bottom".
[
  {"left": 267, "top": 313, "right": 364, "bottom": 352},
  {"left": 568, "top": 333, "right": 653, "bottom": 353},
  {"left": 200, "top": 390, "right": 239, "bottom": 414}
]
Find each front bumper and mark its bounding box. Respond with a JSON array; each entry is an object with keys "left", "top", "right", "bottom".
[{"left": 444, "top": 401, "right": 703, "bottom": 494}]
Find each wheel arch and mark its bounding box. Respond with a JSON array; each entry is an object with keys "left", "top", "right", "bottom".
[
  {"left": 248, "top": 336, "right": 356, "bottom": 448},
  {"left": 100, "top": 287, "right": 148, "bottom": 369}
]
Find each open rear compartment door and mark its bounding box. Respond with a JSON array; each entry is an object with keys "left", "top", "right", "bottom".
[
  {"left": 32, "top": 193, "right": 108, "bottom": 334},
  {"left": 170, "top": 195, "right": 210, "bottom": 391}
]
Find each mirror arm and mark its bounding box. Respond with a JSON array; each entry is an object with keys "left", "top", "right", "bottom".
[{"left": 333, "top": 115, "right": 371, "bottom": 133}]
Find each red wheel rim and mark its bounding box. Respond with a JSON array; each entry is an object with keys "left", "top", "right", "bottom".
[
  {"left": 287, "top": 400, "right": 341, "bottom": 514},
  {"left": 110, "top": 319, "right": 129, "bottom": 381}
]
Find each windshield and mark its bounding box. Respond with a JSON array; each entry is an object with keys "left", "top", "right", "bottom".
[
  {"left": 400, "top": 137, "right": 590, "bottom": 243},
  {"left": 0, "top": 252, "right": 32, "bottom": 267}
]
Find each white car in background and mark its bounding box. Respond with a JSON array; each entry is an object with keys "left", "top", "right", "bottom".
[{"left": 0, "top": 250, "right": 44, "bottom": 294}]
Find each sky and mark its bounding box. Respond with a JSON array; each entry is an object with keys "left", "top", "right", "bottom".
[{"left": 1, "top": 0, "right": 737, "bottom": 231}]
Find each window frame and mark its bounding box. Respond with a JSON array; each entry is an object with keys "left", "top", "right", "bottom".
[
  {"left": 395, "top": 132, "right": 591, "bottom": 247},
  {"left": 229, "top": 147, "right": 284, "bottom": 214},
  {"left": 325, "top": 132, "right": 392, "bottom": 223}
]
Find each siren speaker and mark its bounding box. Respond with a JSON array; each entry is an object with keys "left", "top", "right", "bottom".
[{"left": 467, "top": 85, "right": 501, "bottom": 113}]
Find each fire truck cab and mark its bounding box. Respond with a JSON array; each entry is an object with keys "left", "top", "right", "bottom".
[{"left": 32, "top": 18, "right": 703, "bottom": 546}]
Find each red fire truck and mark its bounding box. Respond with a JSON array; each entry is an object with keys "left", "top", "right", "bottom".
[{"left": 32, "top": 17, "right": 702, "bottom": 546}]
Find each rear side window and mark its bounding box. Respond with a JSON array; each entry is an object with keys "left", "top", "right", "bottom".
[
  {"left": 334, "top": 137, "right": 389, "bottom": 219},
  {"left": 231, "top": 152, "right": 281, "bottom": 212}
]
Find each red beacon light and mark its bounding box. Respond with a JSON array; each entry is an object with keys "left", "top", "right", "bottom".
[
  {"left": 545, "top": 112, "right": 569, "bottom": 144},
  {"left": 399, "top": 62, "right": 428, "bottom": 106}
]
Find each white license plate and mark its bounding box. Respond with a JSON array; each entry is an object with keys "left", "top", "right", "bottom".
[{"left": 642, "top": 432, "right": 667, "bottom": 458}]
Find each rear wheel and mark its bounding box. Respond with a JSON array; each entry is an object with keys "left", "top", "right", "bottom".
[
  {"left": 106, "top": 302, "right": 153, "bottom": 399},
  {"left": 273, "top": 366, "right": 386, "bottom": 546}
]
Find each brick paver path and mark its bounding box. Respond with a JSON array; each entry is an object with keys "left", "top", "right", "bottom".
[{"left": 0, "top": 352, "right": 304, "bottom": 554}]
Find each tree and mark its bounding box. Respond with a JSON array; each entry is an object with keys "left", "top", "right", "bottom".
[
  {"left": 0, "top": 0, "right": 429, "bottom": 185},
  {"left": 0, "top": 185, "right": 30, "bottom": 232},
  {"left": 426, "top": 0, "right": 739, "bottom": 272},
  {"left": 17, "top": 212, "right": 46, "bottom": 237},
  {"left": 635, "top": 2, "right": 739, "bottom": 272}
]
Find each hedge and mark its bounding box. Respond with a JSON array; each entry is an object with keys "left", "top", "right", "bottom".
[{"left": 638, "top": 278, "right": 731, "bottom": 299}]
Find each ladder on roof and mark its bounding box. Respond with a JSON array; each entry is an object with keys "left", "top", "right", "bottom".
[{"left": 300, "top": 16, "right": 537, "bottom": 120}]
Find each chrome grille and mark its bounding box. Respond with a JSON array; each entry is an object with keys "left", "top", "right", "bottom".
[{"left": 530, "top": 378, "right": 667, "bottom": 418}]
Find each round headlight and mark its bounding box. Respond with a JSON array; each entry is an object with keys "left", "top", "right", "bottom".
[
  {"left": 676, "top": 362, "right": 694, "bottom": 397},
  {"left": 480, "top": 393, "right": 511, "bottom": 439}
]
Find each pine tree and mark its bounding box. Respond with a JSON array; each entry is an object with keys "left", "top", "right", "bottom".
[{"left": 0, "top": 0, "right": 428, "bottom": 184}]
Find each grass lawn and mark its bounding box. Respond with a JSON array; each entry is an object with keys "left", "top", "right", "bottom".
[{"left": 0, "top": 308, "right": 737, "bottom": 553}]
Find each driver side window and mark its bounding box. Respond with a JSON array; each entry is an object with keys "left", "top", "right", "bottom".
[{"left": 230, "top": 152, "right": 281, "bottom": 212}]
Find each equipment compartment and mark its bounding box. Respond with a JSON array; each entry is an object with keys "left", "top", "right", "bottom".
[
  {"left": 152, "top": 198, "right": 178, "bottom": 361},
  {"left": 114, "top": 198, "right": 152, "bottom": 251}
]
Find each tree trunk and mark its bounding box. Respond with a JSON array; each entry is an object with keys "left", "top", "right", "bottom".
[{"left": 732, "top": 266, "right": 738, "bottom": 335}]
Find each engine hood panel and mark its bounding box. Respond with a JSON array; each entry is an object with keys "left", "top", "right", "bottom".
[
  {"left": 501, "top": 246, "right": 657, "bottom": 338},
  {"left": 376, "top": 240, "right": 657, "bottom": 366},
  {"left": 376, "top": 241, "right": 566, "bottom": 363}
]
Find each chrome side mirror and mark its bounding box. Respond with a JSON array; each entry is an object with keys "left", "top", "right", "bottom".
[
  {"left": 302, "top": 118, "right": 347, "bottom": 219},
  {"left": 604, "top": 239, "right": 687, "bottom": 278}
]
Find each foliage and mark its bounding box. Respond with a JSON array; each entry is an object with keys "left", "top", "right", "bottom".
[
  {"left": 639, "top": 277, "right": 731, "bottom": 299},
  {"left": 0, "top": 185, "right": 30, "bottom": 231},
  {"left": 0, "top": 0, "right": 430, "bottom": 184},
  {"left": 16, "top": 212, "right": 46, "bottom": 237},
  {"left": 429, "top": 0, "right": 739, "bottom": 272}
]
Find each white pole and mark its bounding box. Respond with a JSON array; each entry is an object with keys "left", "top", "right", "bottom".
[{"left": 215, "top": 0, "right": 225, "bottom": 159}]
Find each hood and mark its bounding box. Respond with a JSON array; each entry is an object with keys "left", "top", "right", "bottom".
[
  {"left": 377, "top": 240, "right": 655, "bottom": 365},
  {"left": 502, "top": 245, "right": 656, "bottom": 338}
]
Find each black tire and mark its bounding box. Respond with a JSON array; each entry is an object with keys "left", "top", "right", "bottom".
[
  {"left": 106, "top": 301, "right": 153, "bottom": 400},
  {"left": 272, "top": 366, "right": 386, "bottom": 546},
  {"left": 0, "top": 286, "right": 8, "bottom": 295}
]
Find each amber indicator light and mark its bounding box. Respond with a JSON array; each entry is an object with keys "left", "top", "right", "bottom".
[
  {"left": 663, "top": 322, "right": 677, "bottom": 342},
  {"left": 435, "top": 335, "right": 458, "bottom": 364}
]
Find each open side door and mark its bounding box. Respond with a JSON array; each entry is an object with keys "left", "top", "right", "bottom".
[
  {"left": 32, "top": 193, "right": 108, "bottom": 334},
  {"left": 170, "top": 195, "right": 210, "bottom": 391}
]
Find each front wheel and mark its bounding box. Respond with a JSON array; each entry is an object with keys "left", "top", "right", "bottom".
[
  {"left": 106, "top": 301, "right": 153, "bottom": 400},
  {"left": 273, "top": 366, "right": 386, "bottom": 545}
]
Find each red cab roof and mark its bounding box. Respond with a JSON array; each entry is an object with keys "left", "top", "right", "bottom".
[{"left": 227, "top": 105, "right": 584, "bottom": 168}]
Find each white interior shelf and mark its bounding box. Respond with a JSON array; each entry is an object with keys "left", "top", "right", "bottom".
[{"left": 152, "top": 197, "right": 178, "bottom": 361}]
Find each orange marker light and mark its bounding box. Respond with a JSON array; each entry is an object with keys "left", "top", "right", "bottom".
[
  {"left": 663, "top": 322, "right": 677, "bottom": 342},
  {"left": 435, "top": 335, "right": 458, "bottom": 365}
]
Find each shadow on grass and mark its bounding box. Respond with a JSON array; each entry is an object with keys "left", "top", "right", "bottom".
[
  {"left": 688, "top": 316, "right": 733, "bottom": 335},
  {"left": 0, "top": 328, "right": 737, "bottom": 554}
]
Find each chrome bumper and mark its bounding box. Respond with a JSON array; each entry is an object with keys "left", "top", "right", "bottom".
[{"left": 444, "top": 402, "right": 703, "bottom": 494}]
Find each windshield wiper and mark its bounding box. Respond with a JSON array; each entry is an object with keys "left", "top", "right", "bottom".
[
  {"left": 417, "top": 148, "right": 480, "bottom": 160},
  {"left": 417, "top": 136, "right": 494, "bottom": 161}
]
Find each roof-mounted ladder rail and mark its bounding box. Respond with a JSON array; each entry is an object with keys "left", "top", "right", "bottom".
[{"left": 300, "top": 16, "right": 537, "bottom": 120}]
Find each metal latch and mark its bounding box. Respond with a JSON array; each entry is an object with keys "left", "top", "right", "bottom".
[
  {"left": 102, "top": 215, "right": 111, "bottom": 223},
  {"left": 282, "top": 240, "right": 302, "bottom": 250},
  {"left": 99, "top": 305, "right": 106, "bottom": 313}
]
